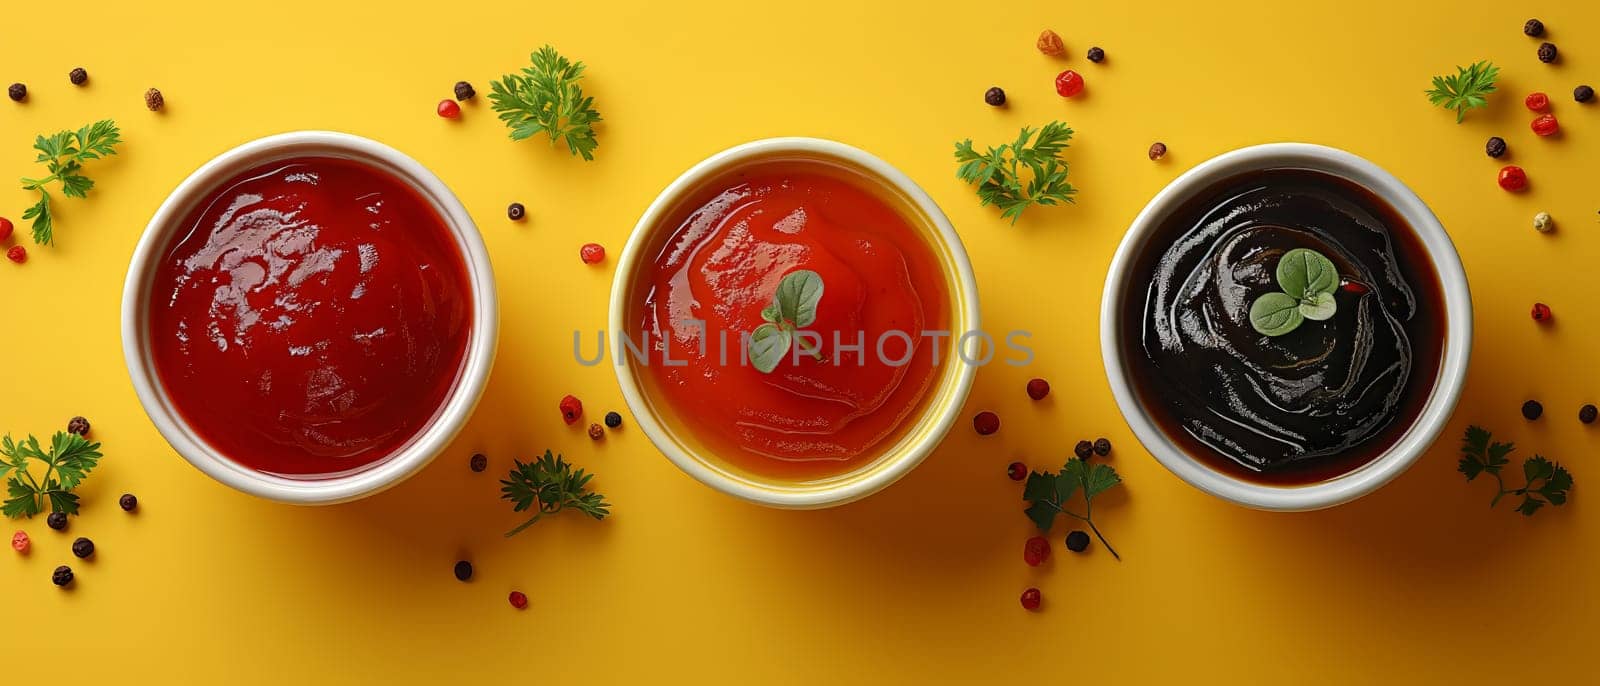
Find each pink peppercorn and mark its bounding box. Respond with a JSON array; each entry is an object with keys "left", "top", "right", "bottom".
[
  {"left": 10, "top": 531, "right": 28, "bottom": 554},
  {"left": 580, "top": 243, "right": 606, "bottom": 265},
  {"left": 1020, "top": 587, "right": 1042, "bottom": 610},
  {"left": 973, "top": 411, "right": 1000, "bottom": 435},
  {"left": 509, "top": 591, "right": 529, "bottom": 609}
]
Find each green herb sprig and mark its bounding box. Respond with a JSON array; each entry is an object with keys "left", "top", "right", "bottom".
[
  {"left": 0, "top": 432, "right": 103, "bottom": 519},
  {"left": 18, "top": 120, "right": 122, "bottom": 245},
  {"left": 1249, "top": 248, "right": 1341, "bottom": 336},
  {"left": 500, "top": 450, "right": 610, "bottom": 537},
  {"left": 489, "top": 46, "right": 602, "bottom": 160},
  {"left": 954, "top": 122, "right": 1076, "bottom": 225},
  {"left": 1458, "top": 425, "right": 1571, "bottom": 516},
  {"left": 1023, "top": 457, "right": 1123, "bottom": 560},
  {"left": 747, "top": 269, "right": 825, "bottom": 373},
  {"left": 1425, "top": 61, "right": 1499, "bottom": 124}
]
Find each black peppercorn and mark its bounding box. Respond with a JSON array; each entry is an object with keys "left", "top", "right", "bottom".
[
  {"left": 144, "top": 87, "right": 164, "bottom": 111},
  {"left": 71, "top": 537, "right": 94, "bottom": 559},
  {"left": 46, "top": 511, "right": 68, "bottom": 531},
  {"left": 984, "top": 86, "right": 1006, "bottom": 107},
  {"left": 1580, "top": 404, "right": 1598, "bottom": 425},
  {"left": 1524, "top": 18, "right": 1545, "bottom": 37},
  {"left": 1485, "top": 136, "right": 1507, "bottom": 159},
  {"left": 604, "top": 411, "right": 623, "bottom": 429},
  {"left": 1522, "top": 400, "right": 1544, "bottom": 420},
  {"left": 507, "top": 202, "right": 526, "bottom": 221},
  {"left": 1086, "top": 46, "right": 1105, "bottom": 63},
  {"left": 1093, "top": 438, "right": 1112, "bottom": 457},
  {"left": 66, "top": 416, "right": 90, "bottom": 436},
  {"left": 69, "top": 67, "right": 88, "bottom": 86},
  {"left": 469, "top": 453, "right": 487, "bottom": 472},
  {"left": 453, "top": 81, "right": 476, "bottom": 101},
  {"left": 119, "top": 493, "right": 138, "bottom": 512},
  {"left": 1576, "top": 85, "right": 1595, "bottom": 103},
  {"left": 1064, "top": 530, "right": 1090, "bottom": 553},
  {"left": 453, "top": 560, "right": 473, "bottom": 581},
  {"left": 52, "top": 565, "right": 74, "bottom": 587},
  {"left": 1073, "top": 440, "right": 1093, "bottom": 460},
  {"left": 1538, "top": 42, "right": 1558, "bottom": 64},
  {"left": 7, "top": 83, "right": 25, "bottom": 102}
]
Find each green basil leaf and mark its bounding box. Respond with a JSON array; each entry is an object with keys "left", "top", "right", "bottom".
[
  {"left": 747, "top": 323, "right": 793, "bottom": 374},
  {"left": 1298, "top": 291, "right": 1337, "bottom": 321},
  {"left": 760, "top": 301, "right": 781, "bottom": 324},
  {"left": 1250, "top": 292, "right": 1304, "bottom": 336},
  {"left": 774, "top": 270, "right": 824, "bottom": 327},
  {"left": 1276, "top": 248, "right": 1339, "bottom": 299}
]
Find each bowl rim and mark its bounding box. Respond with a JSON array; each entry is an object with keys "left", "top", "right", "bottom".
[
  {"left": 120, "top": 130, "right": 498, "bottom": 505},
  {"left": 1099, "top": 142, "right": 1473, "bottom": 511},
  {"left": 608, "top": 136, "right": 979, "bottom": 508}
]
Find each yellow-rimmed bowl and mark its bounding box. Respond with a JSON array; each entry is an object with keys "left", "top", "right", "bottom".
[{"left": 609, "top": 138, "right": 979, "bottom": 508}]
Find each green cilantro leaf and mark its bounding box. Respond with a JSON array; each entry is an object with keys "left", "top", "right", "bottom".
[
  {"left": 17, "top": 119, "right": 121, "bottom": 245},
  {"left": 1425, "top": 61, "right": 1499, "bottom": 123},
  {"left": 500, "top": 450, "right": 610, "bottom": 537},
  {"left": 1458, "top": 426, "right": 1571, "bottom": 516},
  {"left": 489, "top": 46, "right": 603, "bottom": 160},
  {"left": 0, "top": 430, "right": 104, "bottom": 519},
  {"left": 1021, "top": 456, "right": 1122, "bottom": 560},
  {"left": 954, "top": 122, "right": 1076, "bottom": 225}
]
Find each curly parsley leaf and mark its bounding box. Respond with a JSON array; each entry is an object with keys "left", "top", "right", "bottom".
[
  {"left": 1425, "top": 61, "right": 1498, "bottom": 124},
  {"left": 954, "top": 121, "right": 1076, "bottom": 225},
  {"left": 500, "top": 450, "right": 610, "bottom": 537},
  {"left": 0, "top": 431, "right": 103, "bottom": 519},
  {"left": 1458, "top": 425, "right": 1570, "bottom": 515},
  {"left": 17, "top": 119, "right": 122, "bottom": 245},
  {"left": 489, "top": 46, "right": 602, "bottom": 160},
  {"left": 1023, "top": 456, "right": 1122, "bottom": 560}
]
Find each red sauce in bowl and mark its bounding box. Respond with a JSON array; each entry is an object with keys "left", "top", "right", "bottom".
[
  {"left": 635, "top": 162, "right": 950, "bottom": 479},
  {"left": 149, "top": 157, "right": 472, "bottom": 477}
]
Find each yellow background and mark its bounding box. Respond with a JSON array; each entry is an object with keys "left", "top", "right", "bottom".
[{"left": 3, "top": 0, "right": 1597, "bottom": 682}]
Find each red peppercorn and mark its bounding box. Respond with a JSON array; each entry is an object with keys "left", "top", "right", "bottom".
[
  {"left": 580, "top": 243, "right": 606, "bottom": 265},
  {"left": 508, "top": 590, "right": 529, "bottom": 609},
  {"left": 1023, "top": 536, "right": 1051, "bottom": 566},
  {"left": 973, "top": 411, "right": 1000, "bottom": 435},
  {"left": 1531, "top": 114, "right": 1559, "bottom": 137},
  {"left": 1054, "top": 70, "right": 1085, "bottom": 98},
  {"left": 1531, "top": 302, "right": 1552, "bottom": 322},
  {"left": 559, "top": 394, "right": 583, "bottom": 424},
  {"left": 0, "top": 217, "right": 12, "bottom": 241},
  {"left": 1020, "top": 587, "right": 1042, "bottom": 611},
  {"left": 6, "top": 245, "right": 25, "bottom": 264},
  {"left": 1007, "top": 461, "right": 1028, "bottom": 481},
  {"left": 1497, "top": 166, "right": 1527, "bottom": 192},
  {"left": 10, "top": 531, "right": 27, "bottom": 554},
  {"left": 1525, "top": 92, "right": 1550, "bottom": 112},
  {"left": 1026, "top": 378, "right": 1050, "bottom": 400},
  {"left": 436, "top": 99, "right": 461, "bottom": 119}
]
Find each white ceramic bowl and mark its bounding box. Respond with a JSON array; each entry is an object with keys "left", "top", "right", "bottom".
[
  {"left": 610, "top": 137, "right": 979, "bottom": 508},
  {"left": 121, "top": 131, "right": 498, "bottom": 504},
  {"left": 1100, "top": 143, "right": 1472, "bottom": 511}
]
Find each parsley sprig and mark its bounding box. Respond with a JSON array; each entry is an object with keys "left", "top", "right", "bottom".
[
  {"left": 500, "top": 450, "right": 610, "bottom": 537},
  {"left": 19, "top": 120, "right": 123, "bottom": 245},
  {"left": 1, "top": 432, "right": 103, "bottom": 519},
  {"left": 489, "top": 46, "right": 603, "bottom": 160},
  {"left": 1425, "top": 61, "right": 1499, "bottom": 123},
  {"left": 954, "top": 122, "right": 1076, "bottom": 225},
  {"left": 1023, "top": 457, "right": 1123, "bottom": 560},
  {"left": 1458, "top": 425, "right": 1571, "bottom": 516}
]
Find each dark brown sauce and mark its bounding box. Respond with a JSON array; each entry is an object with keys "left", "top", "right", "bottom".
[{"left": 1121, "top": 168, "right": 1445, "bottom": 484}]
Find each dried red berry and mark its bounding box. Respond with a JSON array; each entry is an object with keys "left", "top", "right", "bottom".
[
  {"left": 0, "top": 217, "right": 12, "bottom": 241},
  {"left": 1026, "top": 378, "right": 1050, "bottom": 400},
  {"left": 1036, "top": 30, "right": 1065, "bottom": 57},
  {"left": 436, "top": 99, "right": 461, "bottom": 119},
  {"left": 587, "top": 423, "right": 604, "bottom": 441},
  {"left": 1054, "top": 70, "right": 1085, "bottom": 98},
  {"left": 1531, "top": 114, "right": 1559, "bottom": 137},
  {"left": 1497, "top": 166, "right": 1527, "bottom": 192},
  {"left": 580, "top": 243, "right": 606, "bottom": 265},
  {"left": 1007, "top": 461, "right": 1027, "bottom": 481},
  {"left": 1023, "top": 536, "right": 1051, "bottom": 566},
  {"left": 143, "top": 88, "right": 164, "bottom": 112},
  {"left": 1531, "top": 302, "right": 1552, "bottom": 322},
  {"left": 10, "top": 531, "right": 28, "bottom": 554},
  {"left": 559, "top": 395, "right": 583, "bottom": 424},
  {"left": 1020, "top": 587, "right": 1042, "bottom": 610},
  {"left": 1148, "top": 142, "right": 1168, "bottom": 161},
  {"left": 973, "top": 411, "right": 1000, "bottom": 435},
  {"left": 1525, "top": 92, "right": 1550, "bottom": 112},
  {"left": 508, "top": 590, "right": 529, "bottom": 609},
  {"left": 6, "top": 245, "right": 25, "bottom": 264}
]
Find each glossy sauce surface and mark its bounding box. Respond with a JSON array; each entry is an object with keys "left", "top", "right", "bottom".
[
  {"left": 1124, "top": 169, "right": 1444, "bottom": 483},
  {"left": 636, "top": 162, "right": 949, "bottom": 480},
  {"left": 149, "top": 157, "right": 472, "bottom": 477}
]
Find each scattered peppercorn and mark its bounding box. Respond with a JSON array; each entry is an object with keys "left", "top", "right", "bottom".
[
  {"left": 118, "top": 493, "right": 137, "bottom": 512},
  {"left": 1525, "top": 92, "right": 1550, "bottom": 112},
  {"left": 1093, "top": 438, "right": 1112, "bottom": 457},
  {"left": 1534, "top": 212, "right": 1554, "bottom": 233},
  {"left": 508, "top": 590, "right": 529, "bottom": 609},
  {"left": 0, "top": 217, "right": 11, "bottom": 241},
  {"left": 1087, "top": 46, "right": 1105, "bottom": 63},
  {"left": 1148, "top": 142, "right": 1168, "bottom": 161},
  {"left": 1007, "top": 461, "right": 1028, "bottom": 481},
  {"left": 604, "top": 411, "right": 623, "bottom": 429},
  {"left": 46, "top": 512, "right": 67, "bottom": 531},
  {"left": 507, "top": 202, "right": 526, "bottom": 221},
  {"left": 1522, "top": 400, "right": 1544, "bottom": 421},
  {"left": 1074, "top": 440, "right": 1093, "bottom": 460},
  {"left": 144, "top": 88, "right": 164, "bottom": 111},
  {"left": 1023, "top": 536, "right": 1051, "bottom": 566},
  {"left": 1498, "top": 165, "right": 1527, "bottom": 192},
  {"left": 469, "top": 453, "right": 488, "bottom": 472},
  {"left": 973, "top": 411, "right": 1000, "bottom": 436},
  {"left": 984, "top": 86, "right": 1006, "bottom": 107},
  {"left": 1531, "top": 302, "right": 1552, "bottom": 323},
  {"left": 1020, "top": 587, "right": 1042, "bottom": 610},
  {"left": 560, "top": 395, "right": 583, "bottom": 424},
  {"left": 587, "top": 423, "right": 604, "bottom": 441},
  {"left": 1485, "top": 136, "right": 1507, "bottom": 159},
  {"left": 1538, "top": 42, "right": 1558, "bottom": 63},
  {"left": 71, "top": 537, "right": 94, "bottom": 559},
  {"left": 1065, "top": 530, "right": 1090, "bottom": 552},
  {"left": 1579, "top": 404, "right": 1597, "bottom": 425},
  {"left": 66, "top": 416, "right": 90, "bottom": 436},
  {"left": 1054, "top": 70, "right": 1085, "bottom": 98},
  {"left": 8, "top": 83, "right": 26, "bottom": 102},
  {"left": 68, "top": 67, "right": 88, "bottom": 86},
  {"left": 1576, "top": 85, "right": 1595, "bottom": 103},
  {"left": 1036, "top": 30, "right": 1065, "bottom": 57},
  {"left": 1532, "top": 114, "right": 1559, "bottom": 137},
  {"left": 453, "top": 81, "right": 476, "bottom": 101},
  {"left": 6, "top": 246, "right": 25, "bottom": 264},
  {"left": 1524, "top": 18, "right": 1545, "bottom": 37},
  {"left": 436, "top": 99, "right": 461, "bottom": 119},
  {"left": 10, "top": 531, "right": 28, "bottom": 554},
  {"left": 51, "top": 565, "right": 73, "bottom": 587},
  {"left": 1026, "top": 378, "right": 1050, "bottom": 400},
  {"left": 580, "top": 243, "right": 606, "bottom": 265},
  {"left": 453, "top": 560, "right": 473, "bottom": 581}
]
